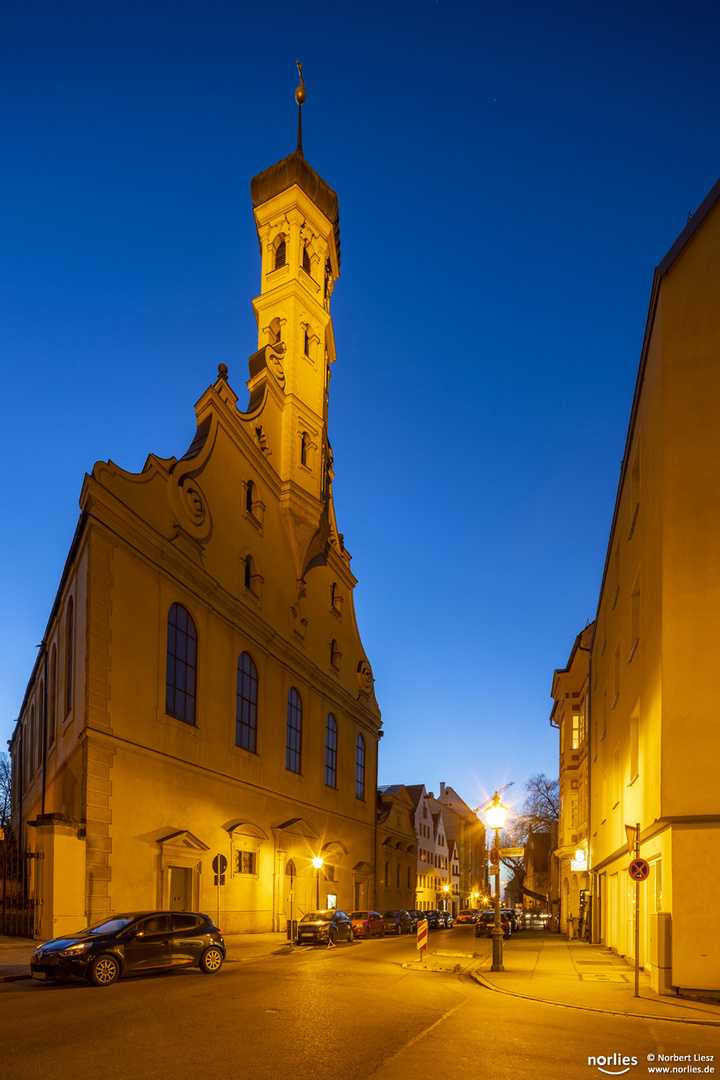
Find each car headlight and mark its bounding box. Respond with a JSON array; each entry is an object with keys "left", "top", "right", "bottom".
[{"left": 58, "top": 942, "right": 92, "bottom": 957}]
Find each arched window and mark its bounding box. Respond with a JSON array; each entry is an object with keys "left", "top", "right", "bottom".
[
  {"left": 330, "top": 639, "right": 341, "bottom": 670},
  {"left": 274, "top": 235, "right": 286, "bottom": 270},
  {"left": 244, "top": 555, "right": 254, "bottom": 592},
  {"left": 166, "top": 603, "right": 197, "bottom": 725},
  {"left": 355, "top": 734, "right": 366, "bottom": 800},
  {"left": 300, "top": 432, "right": 308, "bottom": 467},
  {"left": 236, "top": 652, "right": 258, "bottom": 753},
  {"left": 65, "top": 597, "right": 74, "bottom": 714},
  {"left": 245, "top": 479, "right": 254, "bottom": 515},
  {"left": 302, "top": 243, "right": 311, "bottom": 274},
  {"left": 325, "top": 713, "right": 338, "bottom": 788},
  {"left": 49, "top": 645, "right": 57, "bottom": 746},
  {"left": 37, "top": 682, "right": 44, "bottom": 769},
  {"left": 29, "top": 706, "right": 35, "bottom": 785},
  {"left": 384, "top": 860, "right": 389, "bottom": 886},
  {"left": 286, "top": 688, "right": 302, "bottom": 773},
  {"left": 303, "top": 326, "right": 310, "bottom": 356}
]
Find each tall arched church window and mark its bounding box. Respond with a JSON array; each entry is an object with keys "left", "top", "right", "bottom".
[
  {"left": 300, "top": 432, "right": 308, "bottom": 467},
  {"left": 302, "top": 243, "right": 311, "bottom": 274},
  {"left": 355, "top": 734, "right": 366, "bottom": 800},
  {"left": 166, "top": 603, "right": 197, "bottom": 725},
  {"left": 236, "top": 652, "right": 258, "bottom": 753},
  {"left": 244, "top": 555, "right": 255, "bottom": 592},
  {"left": 37, "top": 682, "right": 44, "bottom": 769},
  {"left": 325, "top": 713, "right": 338, "bottom": 788},
  {"left": 286, "top": 688, "right": 302, "bottom": 774},
  {"left": 273, "top": 235, "right": 286, "bottom": 270},
  {"left": 49, "top": 645, "right": 57, "bottom": 746},
  {"left": 245, "top": 479, "right": 254, "bottom": 515},
  {"left": 65, "top": 597, "right": 74, "bottom": 714}
]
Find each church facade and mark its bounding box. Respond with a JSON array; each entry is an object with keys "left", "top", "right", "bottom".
[{"left": 10, "top": 111, "right": 382, "bottom": 938}]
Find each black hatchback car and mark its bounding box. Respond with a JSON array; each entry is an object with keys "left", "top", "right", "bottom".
[
  {"left": 30, "top": 911, "right": 225, "bottom": 986},
  {"left": 296, "top": 909, "right": 354, "bottom": 945}
]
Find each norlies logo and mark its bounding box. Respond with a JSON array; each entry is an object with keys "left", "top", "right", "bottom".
[{"left": 588, "top": 1054, "right": 639, "bottom": 1075}]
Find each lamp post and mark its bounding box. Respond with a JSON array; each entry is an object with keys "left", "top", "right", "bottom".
[
  {"left": 442, "top": 882, "right": 450, "bottom": 914},
  {"left": 485, "top": 791, "right": 508, "bottom": 972},
  {"left": 312, "top": 856, "right": 324, "bottom": 909}
]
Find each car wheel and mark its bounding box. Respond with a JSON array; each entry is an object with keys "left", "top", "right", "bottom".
[
  {"left": 199, "top": 946, "right": 224, "bottom": 973},
  {"left": 396, "top": 923, "right": 402, "bottom": 935},
  {"left": 348, "top": 927, "right": 354, "bottom": 942},
  {"left": 87, "top": 954, "right": 121, "bottom": 987},
  {"left": 380, "top": 927, "right": 384, "bottom": 937}
]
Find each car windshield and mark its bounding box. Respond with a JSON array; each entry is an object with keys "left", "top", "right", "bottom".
[
  {"left": 350, "top": 912, "right": 369, "bottom": 920},
  {"left": 300, "top": 911, "right": 331, "bottom": 923},
  {"left": 82, "top": 916, "right": 137, "bottom": 936}
]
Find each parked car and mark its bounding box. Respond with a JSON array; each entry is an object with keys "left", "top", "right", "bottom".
[
  {"left": 475, "top": 910, "right": 511, "bottom": 939},
  {"left": 381, "top": 910, "right": 412, "bottom": 935},
  {"left": 350, "top": 910, "right": 384, "bottom": 938},
  {"left": 297, "top": 909, "right": 354, "bottom": 945},
  {"left": 407, "top": 910, "right": 424, "bottom": 931},
  {"left": 455, "top": 909, "right": 478, "bottom": 925},
  {"left": 30, "top": 911, "right": 225, "bottom": 986},
  {"left": 424, "top": 909, "right": 443, "bottom": 929}
]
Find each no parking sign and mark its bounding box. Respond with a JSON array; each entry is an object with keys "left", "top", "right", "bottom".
[
  {"left": 417, "top": 918, "right": 428, "bottom": 952},
  {"left": 628, "top": 858, "right": 649, "bottom": 881}
]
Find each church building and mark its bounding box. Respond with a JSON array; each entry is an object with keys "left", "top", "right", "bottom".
[{"left": 9, "top": 86, "right": 382, "bottom": 938}]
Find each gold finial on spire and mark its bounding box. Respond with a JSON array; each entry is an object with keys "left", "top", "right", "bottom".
[
  {"left": 295, "top": 60, "right": 306, "bottom": 105},
  {"left": 295, "top": 60, "right": 305, "bottom": 155}
]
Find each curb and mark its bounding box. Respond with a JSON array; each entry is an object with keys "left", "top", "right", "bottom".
[{"left": 470, "top": 969, "right": 720, "bottom": 1027}]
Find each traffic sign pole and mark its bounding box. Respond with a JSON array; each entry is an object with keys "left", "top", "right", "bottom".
[{"left": 634, "top": 823, "right": 640, "bottom": 999}]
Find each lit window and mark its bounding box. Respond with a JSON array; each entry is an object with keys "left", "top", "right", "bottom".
[{"left": 235, "top": 850, "right": 257, "bottom": 874}]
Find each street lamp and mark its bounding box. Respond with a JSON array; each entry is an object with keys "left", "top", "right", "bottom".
[
  {"left": 443, "top": 882, "right": 450, "bottom": 912},
  {"left": 485, "top": 791, "right": 508, "bottom": 972},
  {"left": 312, "top": 856, "right": 324, "bottom": 908}
]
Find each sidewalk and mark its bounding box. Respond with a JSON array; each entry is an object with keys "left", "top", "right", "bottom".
[{"left": 472, "top": 930, "right": 720, "bottom": 1026}]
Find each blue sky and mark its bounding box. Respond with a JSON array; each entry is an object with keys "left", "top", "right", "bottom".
[{"left": 2, "top": 0, "right": 719, "bottom": 818}]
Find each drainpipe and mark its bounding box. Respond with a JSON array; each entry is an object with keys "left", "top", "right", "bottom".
[{"left": 373, "top": 730, "right": 383, "bottom": 909}]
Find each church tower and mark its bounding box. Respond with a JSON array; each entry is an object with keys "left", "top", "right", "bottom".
[{"left": 246, "top": 67, "right": 341, "bottom": 581}]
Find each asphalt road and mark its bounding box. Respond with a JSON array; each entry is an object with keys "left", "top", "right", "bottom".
[{"left": 2, "top": 928, "right": 717, "bottom": 1080}]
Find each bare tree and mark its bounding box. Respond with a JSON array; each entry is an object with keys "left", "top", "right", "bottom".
[
  {"left": 498, "top": 773, "right": 559, "bottom": 890},
  {"left": 0, "top": 753, "right": 10, "bottom": 828}
]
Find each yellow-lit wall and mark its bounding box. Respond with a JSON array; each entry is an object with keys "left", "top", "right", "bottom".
[{"left": 590, "top": 186, "right": 720, "bottom": 991}]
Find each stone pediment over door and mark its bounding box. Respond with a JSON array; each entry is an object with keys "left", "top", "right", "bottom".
[
  {"left": 272, "top": 817, "right": 319, "bottom": 840},
  {"left": 158, "top": 830, "right": 209, "bottom": 853}
]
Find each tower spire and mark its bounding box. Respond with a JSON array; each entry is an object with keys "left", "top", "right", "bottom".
[{"left": 295, "top": 59, "right": 305, "bottom": 157}]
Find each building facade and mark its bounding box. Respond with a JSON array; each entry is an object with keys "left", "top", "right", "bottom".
[
  {"left": 550, "top": 623, "right": 593, "bottom": 935},
  {"left": 433, "top": 782, "right": 487, "bottom": 910},
  {"left": 589, "top": 178, "right": 720, "bottom": 992},
  {"left": 10, "top": 111, "right": 382, "bottom": 939},
  {"left": 375, "top": 785, "right": 418, "bottom": 912}
]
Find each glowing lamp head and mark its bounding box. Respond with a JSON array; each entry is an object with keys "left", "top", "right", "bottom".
[
  {"left": 312, "top": 857, "right": 324, "bottom": 870},
  {"left": 485, "top": 792, "right": 508, "bottom": 830}
]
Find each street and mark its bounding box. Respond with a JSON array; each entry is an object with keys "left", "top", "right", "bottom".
[{"left": 2, "top": 927, "right": 717, "bottom": 1080}]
